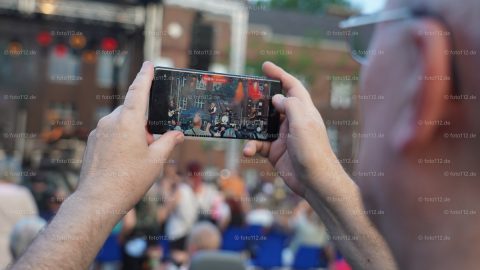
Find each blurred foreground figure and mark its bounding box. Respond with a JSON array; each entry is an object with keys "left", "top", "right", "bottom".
[
  {"left": 10, "top": 217, "right": 46, "bottom": 261},
  {"left": 0, "top": 160, "right": 38, "bottom": 268},
  {"left": 165, "top": 221, "right": 223, "bottom": 270}
]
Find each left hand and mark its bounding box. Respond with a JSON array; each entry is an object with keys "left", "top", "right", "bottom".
[{"left": 76, "top": 61, "right": 184, "bottom": 212}]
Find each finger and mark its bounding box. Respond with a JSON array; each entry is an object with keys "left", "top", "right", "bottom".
[
  {"left": 148, "top": 131, "right": 184, "bottom": 161},
  {"left": 272, "top": 95, "right": 305, "bottom": 125},
  {"left": 262, "top": 61, "right": 312, "bottom": 104},
  {"left": 243, "top": 140, "right": 271, "bottom": 158},
  {"left": 272, "top": 94, "right": 286, "bottom": 114},
  {"left": 122, "top": 61, "right": 154, "bottom": 118},
  {"left": 146, "top": 125, "right": 155, "bottom": 145}
]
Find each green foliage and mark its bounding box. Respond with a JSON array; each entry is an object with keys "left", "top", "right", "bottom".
[
  {"left": 246, "top": 43, "right": 316, "bottom": 85},
  {"left": 259, "top": 0, "right": 350, "bottom": 13}
]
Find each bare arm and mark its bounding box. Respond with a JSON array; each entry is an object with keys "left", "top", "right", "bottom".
[
  {"left": 11, "top": 192, "right": 123, "bottom": 269},
  {"left": 243, "top": 62, "right": 397, "bottom": 270},
  {"left": 11, "top": 62, "right": 184, "bottom": 269},
  {"left": 304, "top": 175, "right": 396, "bottom": 270}
]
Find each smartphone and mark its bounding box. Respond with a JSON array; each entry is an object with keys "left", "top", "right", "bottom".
[{"left": 148, "top": 67, "right": 282, "bottom": 141}]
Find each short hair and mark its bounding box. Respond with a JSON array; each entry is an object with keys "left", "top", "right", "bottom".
[
  {"left": 10, "top": 217, "right": 47, "bottom": 260},
  {"left": 187, "top": 222, "right": 222, "bottom": 252}
]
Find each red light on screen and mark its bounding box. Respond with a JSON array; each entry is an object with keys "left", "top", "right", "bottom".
[
  {"left": 202, "top": 75, "right": 228, "bottom": 84},
  {"left": 101, "top": 37, "right": 118, "bottom": 51},
  {"left": 54, "top": 44, "right": 68, "bottom": 58},
  {"left": 37, "top": 31, "right": 53, "bottom": 46}
]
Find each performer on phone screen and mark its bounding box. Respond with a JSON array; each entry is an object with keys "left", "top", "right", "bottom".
[{"left": 208, "top": 102, "right": 217, "bottom": 124}]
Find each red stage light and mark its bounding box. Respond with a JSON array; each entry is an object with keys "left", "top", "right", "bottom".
[
  {"left": 101, "top": 37, "right": 118, "bottom": 51},
  {"left": 54, "top": 44, "right": 68, "bottom": 58},
  {"left": 37, "top": 31, "right": 53, "bottom": 46}
]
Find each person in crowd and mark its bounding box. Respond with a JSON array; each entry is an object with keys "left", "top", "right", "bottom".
[
  {"left": 12, "top": 6, "right": 480, "bottom": 267},
  {"left": 208, "top": 102, "right": 217, "bottom": 125},
  {"left": 186, "top": 162, "right": 222, "bottom": 223},
  {"left": 171, "top": 120, "right": 183, "bottom": 132},
  {"left": 120, "top": 180, "right": 164, "bottom": 270},
  {"left": 282, "top": 201, "right": 330, "bottom": 266},
  {"left": 40, "top": 188, "right": 68, "bottom": 222},
  {"left": 168, "top": 100, "right": 178, "bottom": 126},
  {"left": 186, "top": 222, "right": 222, "bottom": 256},
  {"left": 184, "top": 113, "right": 211, "bottom": 137},
  {"left": 27, "top": 172, "right": 49, "bottom": 218},
  {"left": 0, "top": 161, "right": 38, "bottom": 268},
  {"left": 0, "top": 145, "right": 22, "bottom": 184},
  {"left": 165, "top": 221, "right": 222, "bottom": 270},
  {"left": 219, "top": 170, "right": 249, "bottom": 229},
  {"left": 222, "top": 124, "right": 237, "bottom": 138},
  {"left": 245, "top": 193, "right": 274, "bottom": 228},
  {"left": 160, "top": 163, "right": 199, "bottom": 267},
  {"left": 9, "top": 217, "right": 46, "bottom": 262}
]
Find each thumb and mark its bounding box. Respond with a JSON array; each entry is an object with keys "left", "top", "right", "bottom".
[{"left": 148, "top": 131, "right": 184, "bottom": 162}]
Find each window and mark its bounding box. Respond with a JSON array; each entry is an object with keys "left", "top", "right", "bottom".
[
  {"left": 293, "top": 74, "right": 309, "bottom": 91},
  {"left": 96, "top": 54, "right": 114, "bottom": 88},
  {"left": 330, "top": 80, "right": 353, "bottom": 109},
  {"left": 180, "top": 97, "right": 188, "bottom": 111},
  {"left": 196, "top": 78, "right": 206, "bottom": 90},
  {"left": 194, "top": 96, "right": 205, "bottom": 109},
  {"left": 94, "top": 106, "right": 111, "bottom": 123},
  {"left": 48, "top": 47, "right": 81, "bottom": 85},
  {"left": 327, "top": 127, "right": 339, "bottom": 155}
]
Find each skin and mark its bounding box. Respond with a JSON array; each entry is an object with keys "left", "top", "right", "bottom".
[
  {"left": 12, "top": 62, "right": 184, "bottom": 269},
  {"left": 12, "top": 2, "right": 480, "bottom": 266},
  {"left": 353, "top": 1, "right": 480, "bottom": 269},
  {"left": 12, "top": 62, "right": 396, "bottom": 270},
  {"left": 246, "top": 1, "right": 480, "bottom": 269},
  {"left": 243, "top": 62, "right": 397, "bottom": 270}
]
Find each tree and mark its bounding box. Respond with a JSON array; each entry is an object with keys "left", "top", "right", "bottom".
[{"left": 258, "top": 0, "right": 350, "bottom": 14}]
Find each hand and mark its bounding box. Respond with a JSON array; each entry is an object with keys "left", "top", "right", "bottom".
[
  {"left": 76, "top": 61, "right": 184, "bottom": 211},
  {"left": 243, "top": 62, "right": 345, "bottom": 198}
]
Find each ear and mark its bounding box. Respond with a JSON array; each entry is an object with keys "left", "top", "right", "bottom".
[{"left": 392, "top": 18, "right": 452, "bottom": 154}]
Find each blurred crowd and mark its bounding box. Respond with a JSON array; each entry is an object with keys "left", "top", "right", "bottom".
[{"left": 0, "top": 133, "right": 351, "bottom": 270}]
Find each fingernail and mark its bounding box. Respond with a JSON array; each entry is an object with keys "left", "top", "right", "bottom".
[
  {"left": 273, "top": 94, "right": 285, "bottom": 102},
  {"left": 175, "top": 133, "right": 184, "bottom": 143}
]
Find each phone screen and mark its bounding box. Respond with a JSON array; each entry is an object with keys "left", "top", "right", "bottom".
[{"left": 148, "top": 67, "right": 282, "bottom": 141}]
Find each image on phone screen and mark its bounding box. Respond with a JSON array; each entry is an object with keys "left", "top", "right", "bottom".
[{"left": 148, "top": 67, "right": 282, "bottom": 141}]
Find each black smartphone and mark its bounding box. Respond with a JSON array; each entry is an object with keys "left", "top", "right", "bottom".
[{"left": 148, "top": 67, "right": 282, "bottom": 141}]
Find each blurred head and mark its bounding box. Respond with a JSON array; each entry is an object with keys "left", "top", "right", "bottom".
[
  {"left": 187, "top": 161, "right": 203, "bottom": 190},
  {"left": 10, "top": 217, "right": 47, "bottom": 260},
  {"left": 163, "top": 163, "right": 180, "bottom": 184},
  {"left": 187, "top": 222, "right": 221, "bottom": 256},
  {"left": 0, "top": 159, "right": 19, "bottom": 184},
  {"left": 252, "top": 193, "right": 270, "bottom": 209},
  {"left": 356, "top": 0, "right": 480, "bottom": 266},
  {"left": 193, "top": 113, "right": 202, "bottom": 128},
  {"left": 47, "top": 188, "right": 68, "bottom": 213}
]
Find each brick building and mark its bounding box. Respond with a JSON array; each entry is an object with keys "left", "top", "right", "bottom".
[{"left": 0, "top": 0, "right": 360, "bottom": 180}]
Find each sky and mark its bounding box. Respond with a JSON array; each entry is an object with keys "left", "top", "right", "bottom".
[
  {"left": 348, "top": 0, "right": 387, "bottom": 14},
  {"left": 248, "top": 0, "right": 387, "bottom": 14}
]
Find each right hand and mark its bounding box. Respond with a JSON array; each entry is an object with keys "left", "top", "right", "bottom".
[{"left": 243, "top": 62, "right": 346, "bottom": 198}]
